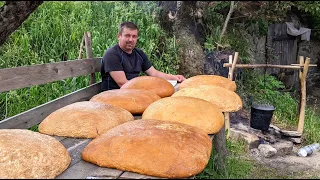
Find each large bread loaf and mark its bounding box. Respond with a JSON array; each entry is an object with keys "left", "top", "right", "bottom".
[
  {"left": 120, "top": 76, "right": 175, "bottom": 97},
  {"left": 82, "top": 119, "right": 212, "bottom": 178},
  {"left": 0, "top": 129, "right": 70, "bottom": 179},
  {"left": 178, "top": 75, "right": 236, "bottom": 91},
  {"left": 90, "top": 89, "right": 161, "bottom": 114},
  {"left": 172, "top": 85, "right": 242, "bottom": 112},
  {"left": 38, "top": 101, "right": 134, "bottom": 138},
  {"left": 142, "top": 96, "right": 224, "bottom": 134}
]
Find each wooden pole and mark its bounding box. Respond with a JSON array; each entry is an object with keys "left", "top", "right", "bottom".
[
  {"left": 223, "top": 63, "right": 302, "bottom": 69},
  {"left": 297, "top": 57, "right": 310, "bottom": 133},
  {"left": 291, "top": 63, "right": 317, "bottom": 67},
  {"left": 84, "top": 32, "right": 96, "bottom": 85},
  {"left": 225, "top": 52, "right": 239, "bottom": 139},
  {"left": 297, "top": 56, "right": 304, "bottom": 116},
  {"left": 78, "top": 35, "right": 85, "bottom": 59}
]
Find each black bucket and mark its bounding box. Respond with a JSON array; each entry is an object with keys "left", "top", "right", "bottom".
[{"left": 250, "top": 104, "right": 275, "bottom": 131}]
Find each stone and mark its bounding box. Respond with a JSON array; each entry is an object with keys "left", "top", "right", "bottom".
[
  {"left": 280, "top": 130, "right": 302, "bottom": 137},
  {"left": 272, "top": 140, "right": 294, "bottom": 156},
  {"left": 258, "top": 144, "right": 277, "bottom": 158},
  {"left": 269, "top": 124, "right": 281, "bottom": 131},
  {"left": 229, "top": 128, "right": 260, "bottom": 149},
  {"left": 286, "top": 137, "right": 301, "bottom": 144}
]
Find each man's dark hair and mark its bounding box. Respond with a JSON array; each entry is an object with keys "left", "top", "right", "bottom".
[{"left": 118, "top": 22, "right": 139, "bottom": 35}]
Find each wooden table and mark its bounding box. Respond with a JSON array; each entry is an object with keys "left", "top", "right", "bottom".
[
  {"left": 55, "top": 115, "right": 213, "bottom": 179},
  {"left": 56, "top": 85, "right": 214, "bottom": 179}
]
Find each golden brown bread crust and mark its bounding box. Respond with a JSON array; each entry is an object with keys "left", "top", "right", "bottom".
[
  {"left": 173, "top": 85, "right": 242, "bottom": 112},
  {"left": 0, "top": 129, "right": 70, "bottom": 179},
  {"left": 178, "top": 75, "right": 236, "bottom": 91},
  {"left": 38, "top": 101, "right": 134, "bottom": 138},
  {"left": 142, "top": 96, "right": 224, "bottom": 134},
  {"left": 120, "top": 76, "right": 175, "bottom": 98},
  {"left": 90, "top": 89, "right": 161, "bottom": 114},
  {"left": 81, "top": 119, "right": 212, "bottom": 178}
]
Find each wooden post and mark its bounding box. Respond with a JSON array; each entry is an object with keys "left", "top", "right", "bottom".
[
  {"left": 84, "top": 32, "right": 96, "bottom": 85},
  {"left": 78, "top": 35, "right": 85, "bottom": 59},
  {"left": 225, "top": 52, "right": 239, "bottom": 139},
  {"left": 297, "top": 57, "right": 310, "bottom": 133}
]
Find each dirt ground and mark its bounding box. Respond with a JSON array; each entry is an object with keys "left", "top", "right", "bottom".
[
  {"left": 248, "top": 146, "right": 320, "bottom": 178},
  {"left": 231, "top": 110, "right": 320, "bottom": 179}
]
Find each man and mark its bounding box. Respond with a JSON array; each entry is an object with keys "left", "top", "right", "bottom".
[{"left": 100, "top": 21, "right": 186, "bottom": 91}]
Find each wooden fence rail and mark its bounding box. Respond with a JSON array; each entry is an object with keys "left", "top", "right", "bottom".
[{"left": 0, "top": 57, "right": 102, "bottom": 93}]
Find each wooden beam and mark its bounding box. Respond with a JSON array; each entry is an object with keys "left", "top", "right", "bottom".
[
  {"left": 0, "top": 82, "right": 101, "bottom": 129},
  {"left": 291, "top": 63, "right": 317, "bottom": 67},
  {"left": 84, "top": 32, "right": 96, "bottom": 85},
  {"left": 0, "top": 58, "right": 102, "bottom": 93},
  {"left": 223, "top": 63, "right": 301, "bottom": 69},
  {"left": 297, "top": 57, "right": 310, "bottom": 134},
  {"left": 225, "top": 52, "right": 239, "bottom": 139}
]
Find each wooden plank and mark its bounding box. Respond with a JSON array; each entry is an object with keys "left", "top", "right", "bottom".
[
  {"left": 0, "top": 57, "right": 102, "bottom": 93},
  {"left": 56, "top": 160, "right": 123, "bottom": 179},
  {"left": 59, "top": 138, "right": 92, "bottom": 166},
  {"left": 53, "top": 135, "right": 68, "bottom": 142},
  {"left": 119, "top": 171, "right": 195, "bottom": 179},
  {"left": 119, "top": 172, "right": 165, "bottom": 179},
  {"left": 0, "top": 82, "right": 101, "bottom": 129}
]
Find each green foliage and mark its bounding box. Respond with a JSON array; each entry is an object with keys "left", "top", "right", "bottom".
[
  {"left": 0, "top": 1, "right": 178, "bottom": 121},
  {"left": 295, "top": 1, "right": 320, "bottom": 15},
  {"left": 203, "top": 2, "right": 251, "bottom": 60},
  {"left": 196, "top": 139, "right": 253, "bottom": 179}
]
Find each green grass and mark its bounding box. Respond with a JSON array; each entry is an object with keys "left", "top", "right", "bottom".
[
  {"left": 196, "top": 139, "right": 252, "bottom": 179},
  {"left": 0, "top": 1, "right": 178, "bottom": 122}
]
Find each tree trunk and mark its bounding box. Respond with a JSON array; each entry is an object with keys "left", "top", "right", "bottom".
[
  {"left": 0, "top": 1, "right": 43, "bottom": 46},
  {"left": 158, "top": 1, "right": 208, "bottom": 78},
  {"left": 213, "top": 123, "right": 227, "bottom": 176}
]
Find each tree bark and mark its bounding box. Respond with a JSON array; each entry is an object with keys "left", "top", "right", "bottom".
[
  {"left": 158, "top": 1, "right": 208, "bottom": 78},
  {"left": 213, "top": 123, "right": 227, "bottom": 176},
  {"left": 0, "top": 1, "right": 43, "bottom": 46}
]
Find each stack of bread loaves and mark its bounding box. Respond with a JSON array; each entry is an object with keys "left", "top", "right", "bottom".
[
  {"left": 0, "top": 129, "right": 70, "bottom": 178},
  {"left": 34, "top": 74, "right": 242, "bottom": 179}
]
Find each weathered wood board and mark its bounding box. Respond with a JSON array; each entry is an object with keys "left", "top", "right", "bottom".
[{"left": 0, "top": 58, "right": 101, "bottom": 93}]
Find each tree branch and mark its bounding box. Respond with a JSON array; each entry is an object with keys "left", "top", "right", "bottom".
[
  {"left": 220, "top": 1, "right": 235, "bottom": 39},
  {"left": 0, "top": 1, "right": 43, "bottom": 46}
]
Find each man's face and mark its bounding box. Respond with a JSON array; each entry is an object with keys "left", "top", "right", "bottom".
[{"left": 118, "top": 27, "right": 138, "bottom": 53}]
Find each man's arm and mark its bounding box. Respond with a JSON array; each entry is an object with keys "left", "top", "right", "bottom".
[
  {"left": 145, "top": 66, "right": 185, "bottom": 82},
  {"left": 109, "top": 71, "right": 128, "bottom": 87}
]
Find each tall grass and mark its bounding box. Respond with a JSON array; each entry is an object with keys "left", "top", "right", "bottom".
[{"left": 0, "top": 1, "right": 178, "bottom": 121}]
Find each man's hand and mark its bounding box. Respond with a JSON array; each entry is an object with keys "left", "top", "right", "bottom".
[{"left": 174, "top": 75, "right": 186, "bottom": 83}]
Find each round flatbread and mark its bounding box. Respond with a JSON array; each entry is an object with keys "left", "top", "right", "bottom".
[
  {"left": 173, "top": 85, "right": 242, "bottom": 112},
  {"left": 0, "top": 129, "right": 70, "bottom": 179},
  {"left": 121, "top": 76, "right": 175, "bottom": 98},
  {"left": 82, "top": 119, "right": 212, "bottom": 178},
  {"left": 90, "top": 89, "right": 161, "bottom": 114},
  {"left": 178, "top": 75, "right": 236, "bottom": 91},
  {"left": 142, "top": 96, "right": 224, "bottom": 134},
  {"left": 38, "top": 101, "right": 134, "bottom": 138}
]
